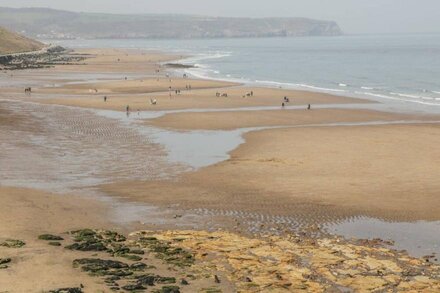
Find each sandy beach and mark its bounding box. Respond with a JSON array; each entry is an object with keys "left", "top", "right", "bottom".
[
  {"left": 36, "top": 85, "right": 367, "bottom": 112},
  {"left": 101, "top": 123, "right": 440, "bottom": 221},
  {"left": 2, "top": 48, "right": 440, "bottom": 292},
  {"left": 146, "top": 108, "right": 438, "bottom": 130}
]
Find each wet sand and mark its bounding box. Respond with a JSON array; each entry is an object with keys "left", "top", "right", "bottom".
[
  {"left": 0, "top": 187, "right": 235, "bottom": 292},
  {"left": 146, "top": 107, "right": 438, "bottom": 130},
  {"left": 0, "top": 187, "right": 110, "bottom": 292},
  {"left": 36, "top": 85, "right": 368, "bottom": 112},
  {"left": 2, "top": 48, "right": 440, "bottom": 291},
  {"left": 101, "top": 124, "right": 440, "bottom": 222},
  {"left": 1, "top": 187, "right": 439, "bottom": 292}
]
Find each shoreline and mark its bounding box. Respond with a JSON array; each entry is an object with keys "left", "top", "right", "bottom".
[
  {"left": 167, "top": 45, "right": 440, "bottom": 111},
  {"left": 1, "top": 47, "right": 440, "bottom": 291}
]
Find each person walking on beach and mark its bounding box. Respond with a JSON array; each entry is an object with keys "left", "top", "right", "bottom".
[
  {"left": 307, "top": 104, "right": 311, "bottom": 110},
  {"left": 282, "top": 102, "right": 285, "bottom": 108},
  {"left": 104, "top": 96, "right": 107, "bottom": 102},
  {"left": 126, "top": 105, "right": 130, "bottom": 112}
]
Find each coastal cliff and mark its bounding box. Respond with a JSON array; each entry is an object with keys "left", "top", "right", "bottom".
[
  {"left": 0, "top": 7, "right": 343, "bottom": 40},
  {"left": 0, "top": 26, "right": 44, "bottom": 55}
]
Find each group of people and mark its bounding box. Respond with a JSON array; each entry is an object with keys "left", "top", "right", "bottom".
[
  {"left": 281, "top": 96, "right": 311, "bottom": 110},
  {"left": 216, "top": 92, "right": 228, "bottom": 97},
  {"left": 281, "top": 96, "right": 290, "bottom": 107},
  {"left": 241, "top": 91, "right": 254, "bottom": 98}
]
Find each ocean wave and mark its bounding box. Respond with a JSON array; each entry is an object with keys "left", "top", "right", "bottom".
[
  {"left": 359, "top": 91, "right": 440, "bottom": 106},
  {"left": 390, "top": 92, "right": 420, "bottom": 99},
  {"left": 390, "top": 92, "right": 436, "bottom": 100},
  {"left": 297, "top": 84, "right": 347, "bottom": 92},
  {"left": 361, "top": 86, "right": 374, "bottom": 90},
  {"left": 338, "top": 83, "right": 348, "bottom": 87},
  {"left": 252, "top": 80, "right": 347, "bottom": 93},
  {"left": 179, "top": 51, "right": 232, "bottom": 65}
]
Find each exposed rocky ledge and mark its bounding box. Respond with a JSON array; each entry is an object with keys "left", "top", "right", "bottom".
[{"left": 0, "top": 45, "right": 86, "bottom": 70}]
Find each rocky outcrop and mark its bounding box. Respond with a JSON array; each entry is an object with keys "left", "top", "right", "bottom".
[{"left": 0, "top": 46, "right": 86, "bottom": 70}]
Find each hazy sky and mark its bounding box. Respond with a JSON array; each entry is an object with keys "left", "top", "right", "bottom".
[{"left": 0, "top": 0, "right": 439, "bottom": 34}]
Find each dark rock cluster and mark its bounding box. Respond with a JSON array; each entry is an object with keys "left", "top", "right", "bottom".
[{"left": 0, "top": 48, "right": 87, "bottom": 71}]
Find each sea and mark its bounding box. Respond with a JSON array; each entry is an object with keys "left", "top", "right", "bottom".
[{"left": 49, "top": 33, "right": 440, "bottom": 112}]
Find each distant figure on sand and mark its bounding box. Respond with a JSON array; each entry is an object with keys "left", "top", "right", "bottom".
[
  {"left": 282, "top": 102, "right": 285, "bottom": 108},
  {"left": 307, "top": 104, "right": 311, "bottom": 110},
  {"left": 284, "top": 96, "right": 290, "bottom": 103},
  {"left": 104, "top": 96, "right": 107, "bottom": 102},
  {"left": 126, "top": 105, "right": 130, "bottom": 112}
]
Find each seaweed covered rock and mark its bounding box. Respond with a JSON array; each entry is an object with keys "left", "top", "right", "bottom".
[
  {"left": 121, "top": 284, "right": 146, "bottom": 291},
  {"left": 39, "top": 234, "right": 64, "bottom": 241},
  {"left": 65, "top": 241, "right": 107, "bottom": 252},
  {"left": 0, "top": 239, "right": 25, "bottom": 248},
  {"left": 66, "top": 229, "right": 127, "bottom": 252},
  {"left": 134, "top": 274, "right": 176, "bottom": 286},
  {"left": 0, "top": 257, "right": 11, "bottom": 269},
  {"left": 0, "top": 258, "right": 11, "bottom": 265},
  {"left": 48, "top": 288, "right": 83, "bottom": 293},
  {"left": 73, "top": 258, "right": 129, "bottom": 276},
  {"left": 130, "top": 262, "right": 149, "bottom": 271},
  {"left": 137, "top": 237, "right": 194, "bottom": 267}
]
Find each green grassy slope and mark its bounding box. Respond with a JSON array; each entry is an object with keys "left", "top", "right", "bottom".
[{"left": 0, "top": 26, "right": 44, "bottom": 55}]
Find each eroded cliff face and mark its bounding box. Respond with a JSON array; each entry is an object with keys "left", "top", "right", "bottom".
[{"left": 0, "top": 7, "right": 343, "bottom": 39}]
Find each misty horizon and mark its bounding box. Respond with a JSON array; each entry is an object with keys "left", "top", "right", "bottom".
[{"left": 0, "top": 0, "right": 439, "bottom": 34}]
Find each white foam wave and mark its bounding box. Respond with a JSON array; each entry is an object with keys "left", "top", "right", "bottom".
[
  {"left": 390, "top": 92, "right": 436, "bottom": 100},
  {"left": 297, "top": 84, "right": 347, "bottom": 93},
  {"left": 179, "top": 52, "right": 232, "bottom": 65},
  {"left": 359, "top": 91, "right": 440, "bottom": 106},
  {"left": 252, "top": 80, "right": 347, "bottom": 93}
]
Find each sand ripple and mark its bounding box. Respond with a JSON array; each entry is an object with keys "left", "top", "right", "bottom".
[{"left": 0, "top": 100, "right": 185, "bottom": 192}]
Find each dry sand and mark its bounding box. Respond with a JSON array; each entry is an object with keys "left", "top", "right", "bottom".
[
  {"left": 0, "top": 187, "right": 110, "bottom": 292},
  {"left": 1, "top": 187, "right": 439, "bottom": 292},
  {"left": 146, "top": 108, "right": 437, "bottom": 130},
  {"left": 101, "top": 124, "right": 440, "bottom": 222},
  {"left": 37, "top": 85, "right": 367, "bottom": 112},
  {"left": 36, "top": 77, "right": 237, "bottom": 96},
  {"left": 50, "top": 48, "right": 183, "bottom": 73},
  {"left": 0, "top": 187, "right": 234, "bottom": 292}
]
